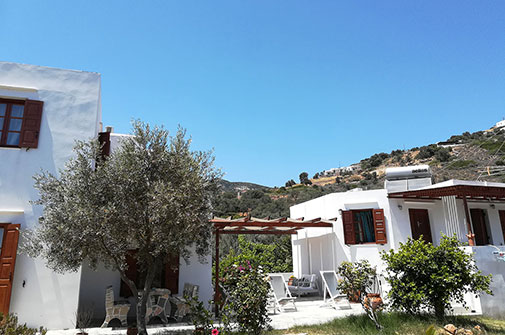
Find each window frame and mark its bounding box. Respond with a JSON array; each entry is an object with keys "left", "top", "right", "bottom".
[
  {"left": 351, "top": 208, "right": 376, "bottom": 244},
  {"left": 342, "top": 208, "right": 387, "bottom": 245},
  {"left": 0, "top": 98, "right": 26, "bottom": 148}
]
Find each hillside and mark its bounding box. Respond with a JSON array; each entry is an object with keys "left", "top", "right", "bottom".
[{"left": 215, "top": 125, "right": 505, "bottom": 221}]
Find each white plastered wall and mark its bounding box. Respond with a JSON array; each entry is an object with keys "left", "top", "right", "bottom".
[{"left": 0, "top": 62, "right": 101, "bottom": 329}]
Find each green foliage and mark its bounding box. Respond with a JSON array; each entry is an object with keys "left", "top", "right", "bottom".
[
  {"left": 24, "top": 121, "right": 220, "bottom": 335},
  {"left": 219, "top": 235, "right": 292, "bottom": 279},
  {"left": 0, "top": 313, "right": 46, "bottom": 335},
  {"left": 361, "top": 153, "right": 389, "bottom": 170},
  {"left": 337, "top": 260, "right": 382, "bottom": 329},
  {"left": 188, "top": 296, "right": 214, "bottom": 334},
  {"left": 299, "top": 172, "right": 312, "bottom": 185},
  {"left": 415, "top": 144, "right": 451, "bottom": 161},
  {"left": 220, "top": 260, "right": 270, "bottom": 334},
  {"left": 448, "top": 160, "right": 477, "bottom": 169},
  {"left": 381, "top": 235, "right": 492, "bottom": 318}
]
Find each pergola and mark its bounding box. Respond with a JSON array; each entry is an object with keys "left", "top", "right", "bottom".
[
  {"left": 210, "top": 215, "right": 335, "bottom": 316},
  {"left": 388, "top": 183, "right": 505, "bottom": 246}
]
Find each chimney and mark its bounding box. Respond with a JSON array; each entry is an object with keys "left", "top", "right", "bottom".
[{"left": 105, "top": 126, "right": 113, "bottom": 133}]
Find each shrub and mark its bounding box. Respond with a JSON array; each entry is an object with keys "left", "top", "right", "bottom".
[
  {"left": 381, "top": 235, "right": 492, "bottom": 319},
  {"left": 220, "top": 261, "right": 270, "bottom": 334},
  {"left": 337, "top": 260, "right": 383, "bottom": 329},
  {"left": 188, "top": 296, "right": 214, "bottom": 334},
  {"left": 0, "top": 313, "right": 46, "bottom": 335}
]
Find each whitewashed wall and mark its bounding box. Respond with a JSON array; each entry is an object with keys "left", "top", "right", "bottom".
[{"left": 0, "top": 62, "right": 101, "bottom": 329}]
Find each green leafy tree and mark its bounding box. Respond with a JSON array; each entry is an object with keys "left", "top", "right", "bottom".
[
  {"left": 23, "top": 122, "right": 220, "bottom": 335},
  {"left": 337, "top": 260, "right": 383, "bottom": 329},
  {"left": 219, "top": 235, "right": 292, "bottom": 279},
  {"left": 299, "top": 172, "right": 311, "bottom": 185},
  {"left": 381, "top": 235, "right": 492, "bottom": 319}
]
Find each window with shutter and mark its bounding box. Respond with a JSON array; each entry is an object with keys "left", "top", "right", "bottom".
[
  {"left": 342, "top": 208, "right": 387, "bottom": 245},
  {"left": 120, "top": 251, "right": 180, "bottom": 297},
  {"left": 0, "top": 98, "right": 43, "bottom": 148}
]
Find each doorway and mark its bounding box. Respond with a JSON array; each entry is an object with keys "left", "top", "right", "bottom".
[
  {"left": 0, "top": 224, "right": 20, "bottom": 315},
  {"left": 408, "top": 209, "right": 433, "bottom": 243},
  {"left": 470, "top": 209, "right": 490, "bottom": 246}
]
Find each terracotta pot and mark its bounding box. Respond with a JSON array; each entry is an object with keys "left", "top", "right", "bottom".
[
  {"left": 364, "top": 293, "right": 383, "bottom": 310},
  {"left": 127, "top": 327, "right": 138, "bottom": 335}
]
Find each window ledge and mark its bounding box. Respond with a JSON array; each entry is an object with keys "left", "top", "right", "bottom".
[
  {"left": 0, "top": 209, "right": 24, "bottom": 214},
  {"left": 0, "top": 146, "right": 21, "bottom": 150},
  {"left": 0, "top": 85, "right": 37, "bottom": 93}
]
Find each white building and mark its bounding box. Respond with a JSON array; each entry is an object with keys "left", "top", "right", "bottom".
[
  {"left": 0, "top": 62, "right": 212, "bottom": 329},
  {"left": 495, "top": 120, "right": 505, "bottom": 129},
  {"left": 291, "top": 165, "right": 505, "bottom": 317}
]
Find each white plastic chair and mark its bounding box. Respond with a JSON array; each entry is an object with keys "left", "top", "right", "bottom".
[
  {"left": 268, "top": 274, "right": 297, "bottom": 313},
  {"left": 320, "top": 270, "right": 351, "bottom": 310}
]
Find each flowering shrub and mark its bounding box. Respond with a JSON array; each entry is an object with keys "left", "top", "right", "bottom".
[{"left": 220, "top": 260, "right": 270, "bottom": 334}]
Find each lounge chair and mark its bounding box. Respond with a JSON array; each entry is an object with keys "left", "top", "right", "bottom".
[
  {"left": 288, "top": 274, "right": 319, "bottom": 296},
  {"left": 320, "top": 271, "right": 351, "bottom": 310},
  {"left": 268, "top": 274, "right": 297, "bottom": 313}
]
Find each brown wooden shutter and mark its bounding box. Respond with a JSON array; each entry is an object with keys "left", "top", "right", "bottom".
[
  {"left": 120, "top": 250, "right": 138, "bottom": 297},
  {"left": 342, "top": 210, "right": 356, "bottom": 245},
  {"left": 98, "top": 131, "right": 111, "bottom": 159},
  {"left": 164, "top": 254, "right": 180, "bottom": 294},
  {"left": 373, "top": 209, "right": 387, "bottom": 244},
  {"left": 0, "top": 224, "right": 20, "bottom": 315},
  {"left": 19, "top": 100, "right": 43, "bottom": 148}
]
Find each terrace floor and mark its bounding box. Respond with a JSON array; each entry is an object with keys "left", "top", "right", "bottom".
[{"left": 46, "top": 296, "right": 363, "bottom": 334}]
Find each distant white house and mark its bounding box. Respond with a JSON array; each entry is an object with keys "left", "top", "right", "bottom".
[
  {"left": 494, "top": 119, "right": 505, "bottom": 129},
  {"left": 291, "top": 165, "right": 505, "bottom": 318},
  {"left": 0, "top": 62, "right": 212, "bottom": 329}
]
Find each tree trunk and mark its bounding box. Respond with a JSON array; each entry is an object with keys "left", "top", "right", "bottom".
[
  {"left": 136, "top": 258, "right": 160, "bottom": 335},
  {"left": 434, "top": 301, "right": 445, "bottom": 320}
]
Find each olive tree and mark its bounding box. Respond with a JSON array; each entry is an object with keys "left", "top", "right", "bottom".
[
  {"left": 23, "top": 121, "right": 221, "bottom": 335},
  {"left": 381, "top": 235, "right": 492, "bottom": 319}
]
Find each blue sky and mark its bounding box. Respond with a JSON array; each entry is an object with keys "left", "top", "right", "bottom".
[{"left": 1, "top": 1, "right": 504, "bottom": 186}]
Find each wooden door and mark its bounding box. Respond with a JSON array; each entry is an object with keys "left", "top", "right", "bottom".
[
  {"left": 471, "top": 209, "right": 489, "bottom": 246},
  {"left": 0, "top": 224, "right": 20, "bottom": 315},
  {"left": 408, "top": 209, "right": 433, "bottom": 243}
]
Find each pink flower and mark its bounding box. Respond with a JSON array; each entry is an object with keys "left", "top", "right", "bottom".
[{"left": 212, "top": 329, "right": 219, "bottom": 335}]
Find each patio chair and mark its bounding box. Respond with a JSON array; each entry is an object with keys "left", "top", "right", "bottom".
[
  {"left": 320, "top": 271, "right": 351, "bottom": 310},
  {"left": 288, "top": 274, "right": 319, "bottom": 297},
  {"left": 101, "top": 286, "right": 130, "bottom": 327},
  {"left": 171, "top": 283, "right": 199, "bottom": 321},
  {"left": 145, "top": 288, "right": 171, "bottom": 324},
  {"left": 268, "top": 274, "right": 297, "bottom": 313}
]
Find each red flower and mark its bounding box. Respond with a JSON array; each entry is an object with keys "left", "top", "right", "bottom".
[{"left": 212, "top": 329, "right": 219, "bottom": 335}]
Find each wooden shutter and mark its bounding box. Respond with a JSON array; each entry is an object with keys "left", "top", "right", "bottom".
[
  {"left": 120, "top": 250, "right": 138, "bottom": 297},
  {"left": 0, "top": 224, "right": 20, "bottom": 315},
  {"left": 373, "top": 209, "right": 387, "bottom": 244},
  {"left": 98, "top": 131, "right": 111, "bottom": 159},
  {"left": 342, "top": 210, "right": 356, "bottom": 245},
  {"left": 164, "top": 254, "right": 180, "bottom": 294},
  {"left": 19, "top": 100, "right": 43, "bottom": 148}
]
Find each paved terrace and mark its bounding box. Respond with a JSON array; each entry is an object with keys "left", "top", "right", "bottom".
[{"left": 46, "top": 297, "right": 362, "bottom": 334}]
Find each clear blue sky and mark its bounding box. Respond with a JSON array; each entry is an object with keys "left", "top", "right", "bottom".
[{"left": 1, "top": 1, "right": 504, "bottom": 186}]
